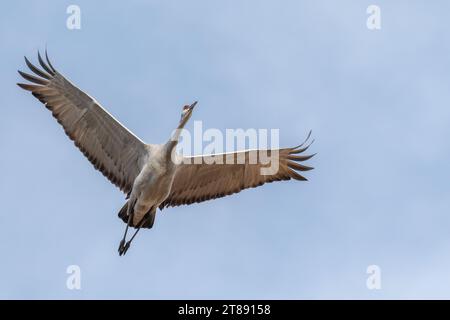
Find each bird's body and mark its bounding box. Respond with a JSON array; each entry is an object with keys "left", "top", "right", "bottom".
[
  {"left": 127, "top": 144, "right": 176, "bottom": 226},
  {"left": 18, "top": 51, "right": 315, "bottom": 255}
]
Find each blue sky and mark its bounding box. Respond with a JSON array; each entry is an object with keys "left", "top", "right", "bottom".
[{"left": 1, "top": 1, "right": 450, "bottom": 299}]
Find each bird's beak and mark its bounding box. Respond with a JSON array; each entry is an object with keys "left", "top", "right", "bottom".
[{"left": 189, "top": 101, "right": 197, "bottom": 111}]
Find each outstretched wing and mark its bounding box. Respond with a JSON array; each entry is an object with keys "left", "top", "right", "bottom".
[
  {"left": 160, "top": 134, "right": 314, "bottom": 208},
  {"left": 17, "top": 51, "right": 149, "bottom": 194}
]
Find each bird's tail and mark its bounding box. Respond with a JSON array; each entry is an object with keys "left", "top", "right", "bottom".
[
  {"left": 117, "top": 201, "right": 156, "bottom": 229},
  {"left": 118, "top": 201, "right": 129, "bottom": 224}
]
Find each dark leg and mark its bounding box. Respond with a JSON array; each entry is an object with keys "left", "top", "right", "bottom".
[
  {"left": 118, "top": 212, "right": 134, "bottom": 254},
  {"left": 120, "top": 213, "right": 150, "bottom": 256}
]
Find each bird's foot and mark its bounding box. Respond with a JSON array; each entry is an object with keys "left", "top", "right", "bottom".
[
  {"left": 122, "top": 242, "right": 131, "bottom": 256},
  {"left": 118, "top": 239, "right": 131, "bottom": 256},
  {"left": 118, "top": 239, "right": 126, "bottom": 255}
]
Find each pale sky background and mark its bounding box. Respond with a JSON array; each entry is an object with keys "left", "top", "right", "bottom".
[{"left": 1, "top": 1, "right": 450, "bottom": 299}]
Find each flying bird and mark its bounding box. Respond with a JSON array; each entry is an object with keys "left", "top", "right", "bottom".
[{"left": 17, "top": 51, "right": 315, "bottom": 255}]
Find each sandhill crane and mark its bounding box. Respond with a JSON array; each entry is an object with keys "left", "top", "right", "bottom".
[{"left": 17, "top": 51, "right": 315, "bottom": 255}]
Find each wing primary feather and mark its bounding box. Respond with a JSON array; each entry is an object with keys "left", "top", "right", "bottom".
[
  {"left": 290, "top": 139, "right": 315, "bottom": 154},
  {"left": 287, "top": 161, "right": 314, "bottom": 171},
  {"left": 287, "top": 153, "right": 316, "bottom": 161},
  {"left": 37, "top": 50, "right": 55, "bottom": 76},
  {"left": 291, "top": 130, "right": 312, "bottom": 149},
  {"left": 24, "top": 56, "right": 51, "bottom": 80},
  {"left": 45, "top": 49, "right": 57, "bottom": 73},
  {"left": 17, "top": 83, "right": 42, "bottom": 91},
  {"left": 288, "top": 169, "right": 308, "bottom": 181},
  {"left": 17, "top": 70, "right": 48, "bottom": 85}
]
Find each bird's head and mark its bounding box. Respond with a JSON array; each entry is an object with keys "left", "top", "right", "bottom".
[{"left": 179, "top": 101, "right": 197, "bottom": 125}]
